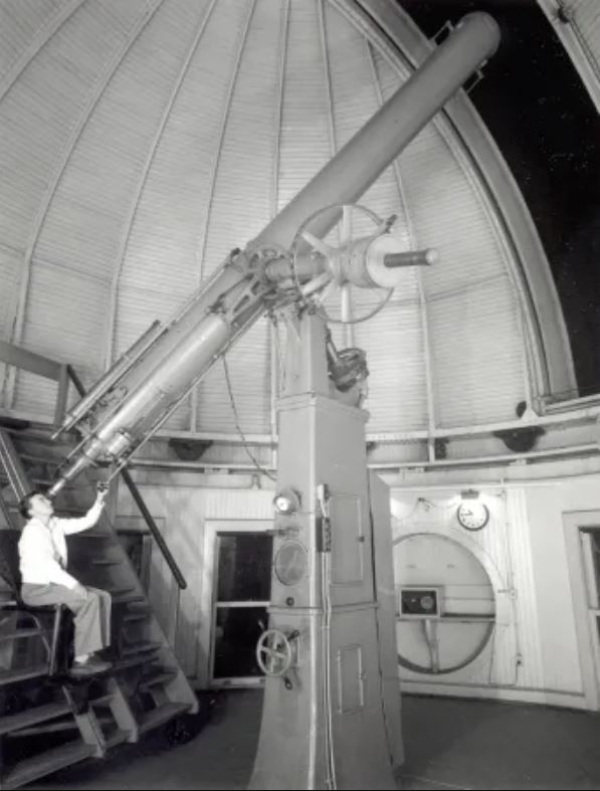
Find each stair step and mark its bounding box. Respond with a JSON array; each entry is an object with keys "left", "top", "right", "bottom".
[
  {"left": 112, "top": 593, "right": 145, "bottom": 606},
  {"left": 18, "top": 453, "right": 60, "bottom": 466},
  {"left": 7, "top": 719, "right": 78, "bottom": 738},
  {"left": 107, "top": 587, "right": 135, "bottom": 597},
  {"left": 138, "top": 702, "right": 191, "bottom": 735},
  {"left": 0, "top": 701, "right": 72, "bottom": 736},
  {"left": 114, "top": 649, "right": 162, "bottom": 673},
  {"left": 105, "top": 728, "right": 130, "bottom": 750},
  {"left": 122, "top": 610, "right": 150, "bottom": 623},
  {"left": 3, "top": 740, "right": 96, "bottom": 789},
  {"left": 138, "top": 669, "right": 178, "bottom": 691},
  {"left": 0, "top": 665, "right": 48, "bottom": 687},
  {"left": 10, "top": 445, "right": 75, "bottom": 461},
  {"left": 90, "top": 693, "right": 114, "bottom": 707},
  {"left": 0, "top": 627, "right": 42, "bottom": 641},
  {"left": 11, "top": 429, "right": 73, "bottom": 446},
  {"left": 0, "top": 418, "right": 30, "bottom": 431},
  {"left": 121, "top": 641, "right": 162, "bottom": 657}
]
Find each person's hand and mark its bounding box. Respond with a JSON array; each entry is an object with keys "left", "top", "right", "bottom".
[{"left": 95, "top": 483, "right": 108, "bottom": 507}]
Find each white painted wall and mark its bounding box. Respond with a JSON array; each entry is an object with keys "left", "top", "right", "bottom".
[
  {"left": 389, "top": 466, "right": 600, "bottom": 709},
  {"left": 116, "top": 462, "right": 600, "bottom": 709}
]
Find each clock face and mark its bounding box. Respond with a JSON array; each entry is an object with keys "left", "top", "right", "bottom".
[{"left": 456, "top": 502, "right": 489, "bottom": 531}]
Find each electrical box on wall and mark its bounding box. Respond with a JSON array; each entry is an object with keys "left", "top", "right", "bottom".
[{"left": 398, "top": 586, "right": 443, "bottom": 619}]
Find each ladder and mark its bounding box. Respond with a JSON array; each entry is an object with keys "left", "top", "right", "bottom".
[{"left": 0, "top": 425, "right": 200, "bottom": 789}]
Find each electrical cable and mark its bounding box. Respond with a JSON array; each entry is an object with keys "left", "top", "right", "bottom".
[
  {"left": 315, "top": 485, "right": 337, "bottom": 790},
  {"left": 368, "top": 504, "right": 398, "bottom": 777},
  {"left": 222, "top": 355, "right": 276, "bottom": 482},
  {"left": 320, "top": 532, "right": 337, "bottom": 790}
]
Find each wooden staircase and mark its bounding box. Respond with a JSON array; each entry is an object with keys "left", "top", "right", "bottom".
[{"left": 0, "top": 425, "right": 199, "bottom": 789}]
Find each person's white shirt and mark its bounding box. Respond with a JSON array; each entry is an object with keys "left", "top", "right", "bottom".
[{"left": 19, "top": 499, "right": 105, "bottom": 590}]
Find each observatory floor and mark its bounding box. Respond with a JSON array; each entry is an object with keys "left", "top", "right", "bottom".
[{"left": 24, "top": 690, "right": 600, "bottom": 790}]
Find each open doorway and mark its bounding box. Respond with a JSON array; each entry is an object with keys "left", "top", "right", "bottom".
[
  {"left": 200, "top": 520, "right": 272, "bottom": 688},
  {"left": 564, "top": 511, "right": 600, "bottom": 710}
]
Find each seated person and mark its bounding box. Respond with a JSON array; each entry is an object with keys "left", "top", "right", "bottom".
[{"left": 18, "top": 486, "right": 112, "bottom": 676}]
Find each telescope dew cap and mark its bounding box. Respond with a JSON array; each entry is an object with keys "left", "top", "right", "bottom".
[{"left": 457, "top": 12, "right": 502, "bottom": 58}]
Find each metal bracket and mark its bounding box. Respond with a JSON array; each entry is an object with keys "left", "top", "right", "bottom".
[
  {"left": 465, "top": 67, "right": 486, "bottom": 95},
  {"left": 379, "top": 213, "right": 398, "bottom": 234},
  {"left": 433, "top": 21, "right": 453, "bottom": 45}
]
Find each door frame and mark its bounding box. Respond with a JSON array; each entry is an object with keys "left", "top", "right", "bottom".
[
  {"left": 563, "top": 510, "right": 600, "bottom": 710},
  {"left": 198, "top": 519, "right": 272, "bottom": 688}
]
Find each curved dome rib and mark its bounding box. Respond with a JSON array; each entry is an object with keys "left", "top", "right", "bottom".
[
  {"left": 365, "top": 37, "right": 436, "bottom": 436},
  {"left": 10, "top": 0, "right": 164, "bottom": 376},
  {"left": 0, "top": 0, "right": 166, "bottom": 415},
  {"left": 272, "top": 0, "right": 291, "bottom": 219},
  {"left": 105, "top": 0, "right": 220, "bottom": 371},
  {"left": 0, "top": 0, "right": 85, "bottom": 102},
  {"left": 319, "top": 0, "right": 338, "bottom": 160},
  {"left": 538, "top": 0, "right": 600, "bottom": 112},
  {"left": 189, "top": 0, "right": 256, "bottom": 431}
]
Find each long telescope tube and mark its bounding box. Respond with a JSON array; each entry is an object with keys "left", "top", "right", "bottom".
[
  {"left": 52, "top": 320, "right": 164, "bottom": 438},
  {"left": 249, "top": 12, "right": 500, "bottom": 252},
  {"left": 48, "top": 13, "right": 500, "bottom": 497}
]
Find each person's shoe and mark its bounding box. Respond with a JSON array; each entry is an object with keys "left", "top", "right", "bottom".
[
  {"left": 97, "top": 646, "right": 119, "bottom": 662},
  {"left": 70, "top": 656, "right": 111, "bottom": 676},
  {"left": 69, "top": 663, "right": 96, "bottom": 677}
]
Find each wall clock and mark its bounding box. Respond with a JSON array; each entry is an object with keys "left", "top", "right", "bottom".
[{"left": 456, "top": 501, "right": 489, "bottom": 531}]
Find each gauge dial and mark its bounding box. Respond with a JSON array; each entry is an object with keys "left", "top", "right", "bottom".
[{"left": 274, "top": 541, "right": 308, "bottom": 586}]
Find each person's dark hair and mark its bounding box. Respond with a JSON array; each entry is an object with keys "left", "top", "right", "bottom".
[{"left": 18, "top": 490, "right": 46, "bottom": 519}]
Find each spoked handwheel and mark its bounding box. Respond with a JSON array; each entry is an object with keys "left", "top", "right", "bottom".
[
  {"left": 256, "top": 629, "right": 294, "bottom": 677},
  {"left": 290, "top": 203, "right": 396, "bottom": 345}
]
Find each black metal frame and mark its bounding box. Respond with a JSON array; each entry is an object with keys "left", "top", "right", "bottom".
[
  {"left": 1, "top": 599, "right": 68, "bottom": 677},
  {"left": 0, "top": 528, "right": 70, "bottom": 679}
]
